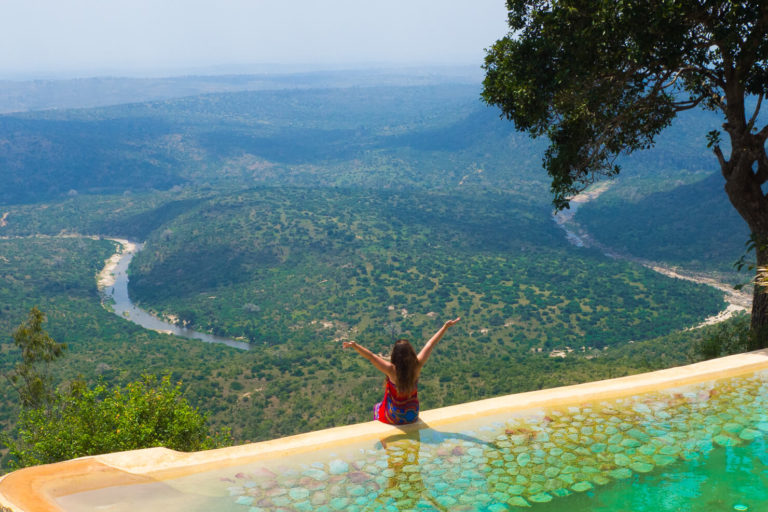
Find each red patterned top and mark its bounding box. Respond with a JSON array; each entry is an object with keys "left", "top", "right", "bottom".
[{"left": 374, "top": 377, "right": 419, "bottom": 424}]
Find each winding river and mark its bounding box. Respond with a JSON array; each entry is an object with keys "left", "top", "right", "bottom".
[
  {"left": 553, "top": 183, "right": 752, "bottom": 328},
  {"left": 98, "top": 239, "right": 250, "bottom": 350}
]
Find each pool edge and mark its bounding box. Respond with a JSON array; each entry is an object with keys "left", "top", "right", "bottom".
[{"left": 2, "top": 348, "right": 768, "bottom": 512}]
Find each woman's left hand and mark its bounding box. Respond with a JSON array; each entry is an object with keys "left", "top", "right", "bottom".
[{"left": 444, "top": 317, "right": 461, "bottom": 328}]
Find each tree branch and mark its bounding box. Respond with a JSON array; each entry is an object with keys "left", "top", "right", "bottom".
[
  {"left": 3, "top": 370, "right": 23, "bottom": 401},
  {"left": 713, "top": 144, "right": 728, "bottom": 173},
  {"left": 747, "top": 93, "right": 764, "bottom": 133},
  {"left": 662, "top": 67, "right": 691, "bottom": 88},
  {"left": 671, "top": 96, "right": 704, "bottom": 112}
]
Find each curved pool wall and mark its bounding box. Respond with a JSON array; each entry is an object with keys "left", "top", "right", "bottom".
[{"left": 2, "top": 349, "right": 768, "bottom": 512}]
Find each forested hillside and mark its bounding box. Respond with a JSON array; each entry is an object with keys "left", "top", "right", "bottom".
[
  {"left": 0, "top": 235, "right": 732, "bottom": 455},
  {"left": 0, "top": 84, "right": 548, "bottom": 205},
  {"left": 576, "top": 172, "right": 749, "bottom": 273},
  {"left": 0, "top": 76, "right": 749, "bottom": 467},
  {"left": 126, "top": 187, "right": 722, "bottom": 349}
]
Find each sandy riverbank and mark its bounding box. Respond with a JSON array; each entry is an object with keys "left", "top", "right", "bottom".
[{"left": 96, "top": 238, "right": 136, "bottom": 290}]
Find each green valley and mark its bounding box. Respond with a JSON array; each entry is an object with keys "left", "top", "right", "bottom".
[{"left": 0, "top": 75, "right": 750, "bottom": 470}]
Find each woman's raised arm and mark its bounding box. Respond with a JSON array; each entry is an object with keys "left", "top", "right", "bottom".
[
  {"left": 343, "top": 340, "right": 396, "bottom": 380},
  {"left": 417, "top": 317, "right": 460, "bottom": 367}
]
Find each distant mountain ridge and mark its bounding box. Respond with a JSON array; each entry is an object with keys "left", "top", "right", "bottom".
[{"left": 0, "top": 67, "right": 482, "bottom": 114}]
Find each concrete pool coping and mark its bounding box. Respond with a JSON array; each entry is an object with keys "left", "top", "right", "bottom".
[{"left": 2, "top": 348, "right": 768, "bottom": 512}]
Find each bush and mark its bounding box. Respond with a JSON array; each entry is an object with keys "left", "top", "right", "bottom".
[{"left": 2, "top": 375, "right": 231, "bottom": 469}]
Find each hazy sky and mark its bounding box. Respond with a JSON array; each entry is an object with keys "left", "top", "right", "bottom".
[{"left": 0, "top": 1, "right": 510, "bottom": 79}]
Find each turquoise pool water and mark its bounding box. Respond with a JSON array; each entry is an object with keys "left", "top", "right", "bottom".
[{"left": 56, "top": 369, "right": 768, "bottom": 512}]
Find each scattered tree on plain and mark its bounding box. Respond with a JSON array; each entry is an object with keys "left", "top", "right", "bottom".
[{"left": 5, "top": 307, "right": 66, "bottom": 409}]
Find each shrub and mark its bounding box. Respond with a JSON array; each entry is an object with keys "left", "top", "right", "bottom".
[
  {"left": 2, "top": 375, "right": 231, "bottom": 469},
  {"left": 695, "top": 315, "right": 750, "bottom": 360}
]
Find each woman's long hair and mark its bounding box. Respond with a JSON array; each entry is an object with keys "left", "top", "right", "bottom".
[{"left": 391, "top": 339, "right": 419, "bottom": 394}]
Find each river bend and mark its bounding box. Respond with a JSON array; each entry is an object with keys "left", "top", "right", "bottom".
[{"left": 98, "top": 239, "right": 250, "bottom": 350}]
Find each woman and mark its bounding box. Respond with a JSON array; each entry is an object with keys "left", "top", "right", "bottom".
[{"left": 342, "top": 317, "right": 461, "bottom": 424}]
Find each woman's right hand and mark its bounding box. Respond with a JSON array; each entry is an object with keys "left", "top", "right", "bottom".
[{"left": 342, "top": 340, "right": 356, "bottom": 349}]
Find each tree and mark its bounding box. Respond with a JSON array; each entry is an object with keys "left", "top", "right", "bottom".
[
  {"left": 3, "top": 375, "right": 231, "bottom": 469},
  {"left": 482, "top": 1, "right": 768, "bottom": 343},
  {"left": 6, "top": 307, "right": 66, "bottom": 408}
]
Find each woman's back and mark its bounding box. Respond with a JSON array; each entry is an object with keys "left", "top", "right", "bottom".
[{"left": 375, "top": 376, "right": 419, "bottom": 424}]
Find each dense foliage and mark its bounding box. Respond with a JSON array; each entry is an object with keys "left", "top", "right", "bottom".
[
  {"left": 3, "top": 375, "right": 230, "bottom": 469},
  {"left": 694, "top": 314, "right": 751, "bottom": 360}
]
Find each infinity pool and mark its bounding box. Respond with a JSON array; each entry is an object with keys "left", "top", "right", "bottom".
[{"left": 54, "top": 367, "right": 768, "bottom": 512}]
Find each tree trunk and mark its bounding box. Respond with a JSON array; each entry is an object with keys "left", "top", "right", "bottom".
[
  {"left": 723, "top": 158, "right": 768, "bottom": 343},
  {"left": 751, "top": 238, "right": 768, "bottom": 348},
  {"left": 719, "top": 93, "right": 768, "bottom": 346}
]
